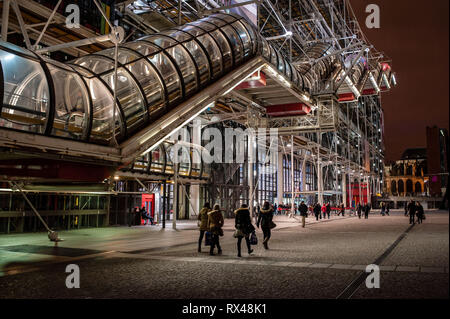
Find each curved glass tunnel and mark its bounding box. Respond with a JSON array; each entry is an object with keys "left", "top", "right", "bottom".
[{"left": 0, "top": 13, "right": 310, "bottom": 147}]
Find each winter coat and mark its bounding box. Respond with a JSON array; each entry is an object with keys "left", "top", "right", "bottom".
[
  {"left": 207, "top": 210, "right": 224, "bottom": 235},
  {"left": 234, "top": 207, "right": 254, "bottom": 235},
  {"left": 198, "top": 207, "right": 210, "bottom": 231},
  {"left": 313, "top": 205, "right": 321, "bottom": 214},
  {"left": 257, "top": 207, "right": 273, "bottom": 229},
  {"left": 299, "top": 204, "right": 308, "bottom": 216},
  {"left": 326, "top": 204, "right": 331, "bottom": 213}
]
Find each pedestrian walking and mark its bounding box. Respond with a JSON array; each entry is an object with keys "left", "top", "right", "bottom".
[
  {"left": 364, "top": 203, "right": 370, "bottom": 219},
  {"left": 340, "top": 203, "right": 345, "bottom": 217},
  {"left": 380, "top": 202, "right": 386, "bottom": 216},
  {"left": 313, "top": 203, "right": 321, "bottom": 221},
  {"left": 207, "top": 204, "right": 224, "bottom": 255},
  {"left": 416, "top": 202, "right": 425, "bottom": 224},
  {"left": 386, "top": 204, "right": 390, "bottom": 216},
  {"left": 407, "top": 200, "right": 416, "bottom": 225},
  {"left": 321, "top": 203, "right": 326, "bottom": 219},
  {"left": 197, "top": 203, "right": 211, "bottom": 252},
  {"left": 299, "top": 201, "right": 308, "bottom": 227},
  {"left": 357, "top": 203, "right": 362, "bottom": 219},
  {"left": 257, "top": 201, "right": 275, "bottom": 249},
  {"left": 326, "top": 203, "right": 331, "bottom": 219},
  {"left": 404, "top": 204, "right": 408, "bottom": 216},
  {"left": 234, "top": 203, "right": 255, "bottom": 257}
]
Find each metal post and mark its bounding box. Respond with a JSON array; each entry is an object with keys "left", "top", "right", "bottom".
[
  {"left": 1, "top": 0, "right": 10, "bottom": 41},
  {"left": 290, "top": 135, "right": 294, "bottom": 216},
  {"left": 33, "top": 0, "right": 62, "bottom": 50},
  {"left": 173, "top": 163, "right": 178, "bottom": 230},
  {"left": 162, "top": 181, "right": 166, "bottom": 228},
  {"left": 8, "top": 181, "right": 59, "bottom": 241}
]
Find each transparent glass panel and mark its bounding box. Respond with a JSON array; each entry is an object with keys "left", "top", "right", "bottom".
[
  {"left": 285, "top": 60, "right": 292, "bottom": 81},
  {"left": 221, "top": 25, "right": 243, "bottom": 65},
  {"left": 160, "top": 29, "right": 192, "bottom": 42},
  {"left": 133, "top": 153, "right": 149, "bottom": 172},
  {"left": 164, "top": 143, "right": 174, "bottom": 174},
  {"left": 277, "top": 52, "right": 285, "bottom": 73},
  {"left": 270, "top": 47, "right": 277, "bottom": 66},
  {"left": 84, "top": 77, "right": 122, "bottom": 144},
  {"left": 232, "top": 21, "right": 251, "bottom": 57},
  {"left": 165, "top": 44, "right": 197, "bottom": 96},
  {"left": 197, "top": 34, "right": 222, "bottom": 77},
  {"left": 261, "top": 38, "right": 270, "bottom": 60},
  {"left": 73, "top": 55, "right": 114, "bottom": 75},
  {"left": 47, "top": 64, "right": 90, "bottom": 140},
  {"left": 183, "top": 40, "right": 210, "bottom": 86},
  {"left": 95, "top": 47, "right": 140, "bottom": 64},
  {"left": 211, "top": 29, "right": 232, "bottom": 71},
  {"left": 0, "top": 50, "right": 49, "bottom": 133},
  {"left": 146, "top": 51, "right": 182, "bottom": 106},
  {"left": 213, "top": 13, "right": 238, "bottom": 23},
  {"left": 204, "top": 17, "right": 227, "bottom": 27},
  {"left": 126, "top": 59, "right": 165, "bottom": 117},
  {"left": 141, "top": 35, "right": 177, "bottom": 49},
  {"left": 0, "top": 42, "right": 37, "bottom": 57},
  {"left": 101, "top": 68, "right": 146, "bottom": 134},
  {"left": 180, "top": 24, "right": 209, "bottom": 36},
  {"left": 291, "top": 67, "right": 298, "bottom": 87},
  {"left": 238, "top": 19, "right": 257, "bottom": 54},
  {"left": 150, "top": 145, "right": 165, "bottom": 173},
  {"left": 123, "top": 41, "right": 159, "bottom": 56}
]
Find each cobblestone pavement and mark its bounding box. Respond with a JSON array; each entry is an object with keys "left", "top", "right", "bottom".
[{"left": 0, "top": 210, "right": 448, "bottom": 299}]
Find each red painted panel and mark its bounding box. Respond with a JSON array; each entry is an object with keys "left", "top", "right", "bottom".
[
  {"left": 266, "top": 103, "right": 311, "bottom": 117},
  {"left": 362, "top": 88, "right": 378, "bottom": 96},
  {"left": 338, "top": 93, "right": 356, "bottom": 102},
  {"left": 235, "top": 71, "right": 267, "bottom": 90}
]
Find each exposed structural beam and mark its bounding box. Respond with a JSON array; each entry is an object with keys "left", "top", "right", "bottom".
[
  {"left": 8, "top": 180, "right": 60, "bottom": 242},
  {"left": 203, "top": 0, "right": 259, "bottom": 15},
  {"left": 334, "top": 46, "right": 367, "bottom": 92},
  {"left": 35, "top": 30, "right": 124, "bottom": 54},
  {"left": 10, "top": 0, "right": 32, "bottom": 49},
  {"left": 32, "top": 0, "right": 62, "bottom": 50},
  {"left": 1, "top": 0, "right": 11, "bottom": 41}
]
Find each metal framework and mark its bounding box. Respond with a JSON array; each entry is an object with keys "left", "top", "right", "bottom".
[{"left": 0, "top": 0, "right": 396, "bottom": 231}]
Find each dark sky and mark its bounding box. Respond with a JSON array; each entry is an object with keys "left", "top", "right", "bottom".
[{"left": 350, "top": 0, "right": 449, "bottom": 162}]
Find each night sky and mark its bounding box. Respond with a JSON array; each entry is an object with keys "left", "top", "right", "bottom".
[{"left": 350, "top": 0, "right": 449, "bottom": 162}]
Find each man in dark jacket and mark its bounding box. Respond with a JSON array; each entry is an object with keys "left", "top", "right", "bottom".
[
  {"left": 364, "top": 203, "right": 370, "bottom": 219},
  {"left": 313, "top": 203, "right": 321, "bottom": 221},
  {"left": 326, "top": 203, "right": 331, "bottom": 219},
  {"left": 408, "top": 200, "right": 416, "bottom": 225},
  {"left": 299, "top": 201, "right": 308, "bottom": 227},
  {"left": 357, "top": 203, "right": 362, "bottom": 219}
]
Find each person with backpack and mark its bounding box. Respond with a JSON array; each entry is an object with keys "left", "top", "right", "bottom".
[
  {"left": 197, "top": 203, "right": 211, "bottom": 252},
  {"left": 326, "top": 203, "right": 331, "bottom": 219},
  {"left": 234, "top": 203, "right": 255, "bottom": 257},
  {"left": 257, "top": 201, "right": 275, "bottom": 249}
]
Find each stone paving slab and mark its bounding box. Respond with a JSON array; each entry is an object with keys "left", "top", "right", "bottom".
[
  {"left": 379, "top": 265, "right": 397, "bottom": 272},
  {"left": 420, "top": 267, "right": 446, "bottom": 273},
  {"left": 287, "top": 262, "right": 313, "bottom": 268},
  {"left": 350, "top": 264, "right": 367, "bottom": 270}
]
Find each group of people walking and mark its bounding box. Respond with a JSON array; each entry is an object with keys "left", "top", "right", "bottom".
[
  {"left": 406, "top": 200, "right": 425, "bottom": 224},
  {"left": 197, "top": 201, "right": 275, "bottom": 257}
]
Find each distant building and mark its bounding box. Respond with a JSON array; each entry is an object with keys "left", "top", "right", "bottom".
[{"left": 382, "top": 127, "right": 448, "bottom": 209}]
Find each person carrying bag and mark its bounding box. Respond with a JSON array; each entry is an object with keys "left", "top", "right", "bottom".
[
  {"left": 234, "top": 203, "right": 255, "bottom": 257},
  {"left": 207, "top": 204, "right": 224, "bottom": 255},
  {"left": 257, "top": 201, "right": 275, "bottom": 250}
]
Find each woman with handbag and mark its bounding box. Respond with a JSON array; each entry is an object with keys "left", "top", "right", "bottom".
[
  {"left": 234, "top": 203, "right": 255, "bottom": 257},
  {"left": 197, "top": 203, "right": 211, "bottom": 252},
  {"left": 207, "top": 204, "right": 224, "bottom": 256},
  {"left": 257, "top": 201, "right": 275, "bottom": 250}
]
